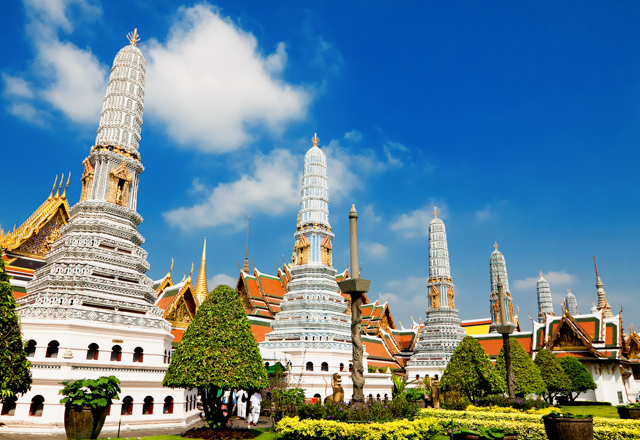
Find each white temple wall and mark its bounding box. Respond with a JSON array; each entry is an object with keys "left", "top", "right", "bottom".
[{"left": 581, "top": 362, "right": 625, "bottom": 405}]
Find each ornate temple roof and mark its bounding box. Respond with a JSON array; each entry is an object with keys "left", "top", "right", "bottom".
[
  {"left": 427, "top": 207, "right": 451, "bottom": 281},
  {"left": 593, "top": 257, "right": 613, "bottom": 319}
]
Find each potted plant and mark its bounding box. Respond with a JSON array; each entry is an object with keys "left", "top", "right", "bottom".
[
  {"left": 59, "top": 376, "right": 121, "bottom": 440},
  {"left": 617, "top": 402, "right": 640, "bottom": 419},
  {"left": 542, "top": 411, "right": 593, "bottom": 440}
]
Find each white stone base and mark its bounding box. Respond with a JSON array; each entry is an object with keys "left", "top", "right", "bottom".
[{"left": 404, "top": 364, "right": 446, "bottom": 384}]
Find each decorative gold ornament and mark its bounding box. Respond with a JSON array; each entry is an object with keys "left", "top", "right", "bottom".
[
  {"left": 127, "top": 28, "right": 141, "bottom": 46},
  {"left": 433, "top": 206, "right": 438, "bottom": 219},
  {"left": 312, "top": 133, "right": 319, "bottom": 147}
]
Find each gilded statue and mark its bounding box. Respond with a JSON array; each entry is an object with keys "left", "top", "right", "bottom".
[
  {"left": 493, "top": 300, "right": 501, "bottom": 325},
  {"left": 447, "top": 285, "right": 455, "bottom": 309},
  {"left": 430, "top": 286, "right": 440, "bottom": 309}
]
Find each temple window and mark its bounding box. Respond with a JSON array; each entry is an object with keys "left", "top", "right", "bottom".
[
  {"left": 1, "top": 397, "right": 17, "bottom": 416},
  {"left": 116, "top": 178, "right": 126, "bottom": 206},
  {"left": 306, "top": 362, "right": 314, "bottom": 371},
  {"left": 264, "top": 362, "right": 269, "bottom": 368},
  {"left": 29, "top": 395, "right": 44, "bottom": 417},
  {"left": 163, "top": 396, "right": 174, "bottom": 414},
  {"left": 87, "top": 343, "right": 99, "bottom": 360},
  {"left": 110, "top": 345, "right": 122, "bottom": 362},
  {"left": 133, "top": 347, "right": 144, "bottom": 363},
  {"left": 26, "top": 339, "right": 37, "bottom": 357},
  {"left": 349, "top": 363, "right": 353, "bottom": 372},
  {"left": 45, "top": 340, "right": 59, "bottom": 358},
  {"left": 321, "top": 362, "right": 329, "bottom": 372},
  {"left": 339, "top": 363, "right": 344, "bottom": 372},
  {"left": 121, "top": 396, "right": 133, "bottom": 415},
  {"left": 142, "top": 396, "right": 154, "bottom": 415}
]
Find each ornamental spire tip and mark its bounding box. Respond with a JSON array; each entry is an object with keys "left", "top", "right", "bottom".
[
  {"left": 312, "top": 133, "right": 319, "bottom": 147},
  {"left": 433, "top": 206, "right": 438, "bottom": 218},
  {"left": 127, "top": 28, "right": 140, "bottom": 46},
  {"left": 494, "top": 241, "right": 499, "bottom": 251}
]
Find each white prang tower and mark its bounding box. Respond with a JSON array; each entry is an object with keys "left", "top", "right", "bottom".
[
  {"left": 8, "top": 31, "right": 199, "bottom": 434},
  {"left": 406, "top": 208, "right": 465, "bottom": 379},
  {"left": 261, "top": 134, "right": 352, "bottom": 369}
]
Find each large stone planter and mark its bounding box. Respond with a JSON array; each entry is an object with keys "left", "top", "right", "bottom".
[
  {"left": 543, "top": 416, "right": 593, "bottom": 440},
  {"left": 64, "top": 405, "right": 108, "bottom": 440},
  {"left": 617, "top": 407, "right": 640, "bottom": 419}
]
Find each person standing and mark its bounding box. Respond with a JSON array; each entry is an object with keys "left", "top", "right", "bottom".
[
  {"left": 237, "top": 388, "right": 248, "bottom": 419},
  {"left": 248, "top": 390, "right": 262, "bottom": 428},
  {"left": 222, "top": 389, "right": 231, "bottom": 417},
  {"left": 231, "top": 388, "right": 238, "bottom": 418}
]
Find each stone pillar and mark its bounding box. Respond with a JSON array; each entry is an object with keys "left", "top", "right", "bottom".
[
  {"left": 496, "top": 276, "right": 516, "bottom": 399},
  {"left": 337, "top": 205, "right": 370, "bottom": 404}
]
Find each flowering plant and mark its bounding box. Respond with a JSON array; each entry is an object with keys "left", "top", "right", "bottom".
[{"left": 58, "top": 376, "right": 121, "bottom": 409}]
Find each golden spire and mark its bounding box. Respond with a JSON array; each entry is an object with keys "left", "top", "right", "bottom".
[
  {"left": 433, "top": 206, "right": 438, "bottom": 219},
  {"left": 49, "top": 175, "right": 58, "bottom": 200},
  {"left": 494, "top": 241, "right": 499, "bottom": 251},
  {"left": 539, "top": 270, "right": 543, "bottom": 278},
  {"left": 243, "top": 216, "right": 250, "bottom": 273},
  {"left": 187, "top": 262, "right": 194, "bottom": 282},
  {"left": 62, "top": 172, "right": 70, "bottom": 199},
  {"left": 312, "top": 133, "right": 319, "bottom": 147},
  {"left": 127, "top": 28, "right": 140, "bottom": 46},
  {"left": 55, "top": 173, "right": 64, "bottom": 198},
  {"left": 194, "top": 237, "right": 209, "bottom": 302}
]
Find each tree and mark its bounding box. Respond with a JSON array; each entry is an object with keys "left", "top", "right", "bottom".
[
  {"left": 495, "top": 338, "right": 547, "bottom": 397},
  {"left": 163, "top": 284, "right": 268, "bottom": 428},
  {"left": 440, "top": 336, "right": 505, "bottom": 400},
  {"left": 0, "top": 254, "right": 32, "bottom": 401},
  {"left": 533, "top": 349, "right": 571, "bottom": 404},
  {"left": 560, "top": 355, "right": 597, "bottom": 403}
]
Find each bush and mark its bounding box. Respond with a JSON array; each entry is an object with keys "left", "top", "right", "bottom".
[
  {"left": 495, "top": 338, "right": 547, "bottom": 397},
  {"left": 473, "top": 394, "right": 549, "bottom": 411},
  {"left": 441, "top": 390, "right": 470, "bottom": 410},
  {"left": 560, "top": 355, "right": 597, "bottom": 402},
  {"left": 440, "top": 336, "right": 505, "bottom": 400},
  {"left": 295, "top": 396, "right": 418, "bottom": 422},
  {"left": 406, "top": 387, "right": 424, "bottom": 401},
  {"left": 534, "top": 349, "right": 571, "bottom": 405}
]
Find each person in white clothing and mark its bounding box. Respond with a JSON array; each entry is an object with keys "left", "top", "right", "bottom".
[
  {"left": 222, "top": 389, "right": 231, "bottom": 417},
  {"left": 236, "top": 389, "right": 248, "bottom": 419},
  {"left": 248, "top": 391, "right": 262, "bottom": 427}
]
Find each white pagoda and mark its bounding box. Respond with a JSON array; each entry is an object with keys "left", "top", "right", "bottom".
[{"left": 0, "top": 31, "right": 199, "bottom": 435}]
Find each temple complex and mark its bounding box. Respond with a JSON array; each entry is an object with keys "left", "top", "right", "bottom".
[
  {"left": 0, "top": 31, "right": 199, "bottom": 434},
  {"left": 405, "top": 209, "right": 465, "bottom": 379}
]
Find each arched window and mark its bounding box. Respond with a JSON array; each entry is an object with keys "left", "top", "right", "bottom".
[
  {"left": 415, "top": 374, "right": 420, "bottom": 380},
  {"left": 321, "top": 362, "right": 329, "bottom": 372},
  {"left": 46, "top": 340, "right": 59, "bottom": 358},
  {"left": 1, "top": 397, "right": 17, "bottom": 416},
  {"left": 185, "top": 396, "right": 189, "bottom": 412},
  {"left": 129, "top": 84, "right": 135, "bottom": 94},
  {"left": 163, "top": 396, "right": 174, "bottom": 414},
  {"left": 124, "top": 114, "right": 131, "bottom": 126},
  {"left": 264, "top": 362, "right": 269, "bottom": 368},
  {"left": 110, "top": 345, "right": 122, "bottom": 362},
  {"left": 349, "top": 363, "right": 353, "bottom": 372},
  {"left": 26, "top": 340, "right": 36, "bottom": 357},
  {"left": 121, "top": 396, "right": 133, "bottom": 415},
  {"left": 142, "top": 396, "right": 154, "bottom": 415},
  {"left": 133, "top": 347, "right": 144, "bottom": 363},
  {"left": 29, "top": 395, "right": 45, "bottom": 417},
  {"left": 306, "top": 362, "right": 314, "bottom": 371},
  {"left": 87, "top": 343, "right": 99, "bottom": 360},
  {"left": 339, "top": 363, "right": 344, "bottom": 372},
  {"left": 313, "top": 393, "right": 321, "bottom": 399}
]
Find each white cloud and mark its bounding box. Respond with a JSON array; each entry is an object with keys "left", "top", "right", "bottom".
[
  {"left": 514, "top": 271, "right": 576, "bottom": 290},
  {"left": 344, "top": 129, "right": 362, "bottom": 143},
  {"left": 145, "top": 4, "right": 310, "bottom": 152},
  {"left": 163, "top": 149, "right": 300, "bottom": 230},
  {"left": 6, "top": 0, "right": 107, "bottom": 125},
  {"left": 362, "top": 204, "right": 382, "bottom": 223},
  {"left": 2, "top": 74, "right": 34, "bottom": 98},
  {"left": 382, "top": 141, "right": 408, "bottom": 168},
  {"left": 390, "top": 200, "right": 449, "bottom": 238},
  {"left": 383, "top": 276, "right": 429, "bottom": 327},
  {"left": 209, "top": 273, "right": 237, "bottom": 288},
  {"left": 362, "top": 241, "right": 388, "bottom": 258},
  {"left": 476, "top": 203, "right": 493, "bottom": 222}
]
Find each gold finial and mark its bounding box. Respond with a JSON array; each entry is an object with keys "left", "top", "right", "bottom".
[
  {"left": 568, "top": 288, "right": 572, "bottom": 294},
  {"left": 55, "top": 173, "right": 64, "bottom": 198},
  {"left": 539, "top": 270, "right": 543, "bottom": 278},
  {"left": 494, "top": 241, "right": 499, "bottom": 251},
  {"left": 49, "top": 175, "right": 58, "bottom": 200},
  {"left": 127, "top": 28, "right": 141, "bottom": 46},
  {"left": 433, "top": 206, "right": 438, "bottom": 219},
  {"left": 62, "top": 172, "right": 70, "bottom": 199},
  {"left": 312, "top": 133, "right": 319, "bottom": 147}
]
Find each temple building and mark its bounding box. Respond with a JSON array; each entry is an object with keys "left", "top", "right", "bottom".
[
  {"left": 0, "top": 31, "right": 199, "bottom": 434},
  {"left": 405, "top": 208, "right": 466, "bottom": 379}
]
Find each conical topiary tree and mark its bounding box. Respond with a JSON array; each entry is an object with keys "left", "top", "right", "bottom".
[
  {"left": 560, "top": 354, "right": 597, "bottom": 403},
  {"left": 534, "top": 349, "right": 571, "bottom": 404},
  {"left": 440, "top": 336, "right": 505, "bottom": 400},
  {"left": 163, "top": 284, "right": 268, "bottom": 427},
  {"left": 0, "top": 254, "right": 32, "bottom": 401},
  {"left": 495, "top": 338, "right": 547, "bottom": 397}
]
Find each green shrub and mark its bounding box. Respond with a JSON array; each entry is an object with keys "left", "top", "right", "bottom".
[
  {"left": 0, "top": 257, "right": 32, "bottom": 402},
  {"left": 441, "top": 390, "right": 470, "bottom": 410},
  {"left": 495, "top": 338, "right": 547, "bottom": 397},
  {"left": 163, "top": 284, "right": 268, "bottom": 428},
  {"left": 59, "top": 376, "right": 121, "bottom": 409},
  {"left": 440, "top": 336, "right": 504, "bottom": 400},
  {"left": 560, "top": 355, "right": 597, "bottom": 403},
  {"left": 533, "top": 349, "right": 571, "bottom": 404}
]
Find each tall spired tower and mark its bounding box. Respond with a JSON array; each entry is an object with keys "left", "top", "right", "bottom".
[
  {"left": 536, "top": 271, "right": 555, "bottom": 321},
  {"left": 261, "top": 134, "right": 353, "bottom": 379},
  {"left": 406, "top": 208, "right": 465, "bottom": 377},
  {"left": 593, "top": 257, "right": 613, "bottom": 318},
  {"left": 11, "top": 31, "right": 198, "bottom": 432},
  {"left": 489, "top": 242, "right": 516, "bottom": 332}
]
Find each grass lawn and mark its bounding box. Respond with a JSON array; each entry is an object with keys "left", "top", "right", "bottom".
[{"left": 560, "top": 405, "right": 620, "bottom": 419}]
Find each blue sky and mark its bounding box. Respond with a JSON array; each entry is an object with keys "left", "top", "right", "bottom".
[{"left": 2, "top": 0, "right": 640, "bottom": 333}]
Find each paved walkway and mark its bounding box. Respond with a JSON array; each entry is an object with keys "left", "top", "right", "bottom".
[{"left": 0, "top": 416, "right": 273, "bottom": 439}]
